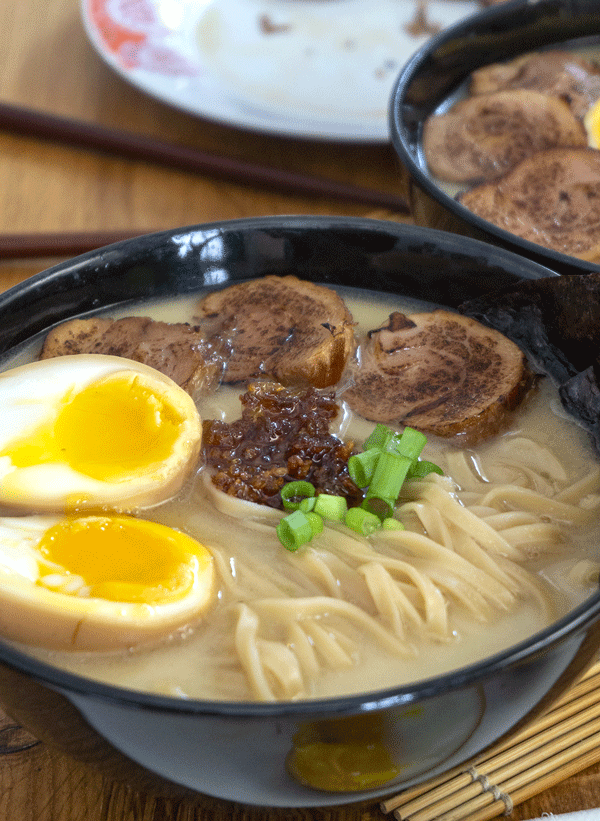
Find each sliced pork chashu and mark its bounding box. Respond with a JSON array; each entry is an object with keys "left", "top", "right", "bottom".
[
  {"left": 458, "top": 147, "right": 600, "bottom": 261},
  {"left": 196, "top": 275, "right": 355, "bottom": 388},
  {"left": 469, "top": 50, "right": 600, "bottom": 119},
  {"left": 40, "top": 316, "right": 219, "bottom": 394},
  {"left": 343, "top": 310, "right": 533, "bottom": 443},
  {"left": 423, "top": 88, "right": 586, "bottom": 184}
]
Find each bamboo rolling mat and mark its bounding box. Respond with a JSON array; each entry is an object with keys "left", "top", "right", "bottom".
[{"left": 381, "top": 661, "right": 600, "bottom": 821}]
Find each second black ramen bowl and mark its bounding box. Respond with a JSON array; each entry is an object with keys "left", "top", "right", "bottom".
[
  {"left": 0, "top": 216, "right": 599, "bottom": 809},
  {"left": 390, "top": 0, "right": 600, "bottom": 276}
]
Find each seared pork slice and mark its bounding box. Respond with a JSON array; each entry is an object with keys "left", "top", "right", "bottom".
[
  {"left": 39, "top": 316, "right": 219, "bottom": 394},
  {"left": 470, "top": 51, "right": 600, "bottom": 119},
  {"left": 458, "top": 147, "right": 600, "bottom": 261},
  {"left": 423, "top": 89, "right": 586, "bottom": 184},
  {"left": 343, "top": 310, "right": 533, "bottom": 443},
  {"left": 196, "top": 275, "right": 355, "bottom": 388}
]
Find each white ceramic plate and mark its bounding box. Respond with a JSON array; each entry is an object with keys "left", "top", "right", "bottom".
[{"left": 81, "top": 0, "right": 480, "bottom": 143}]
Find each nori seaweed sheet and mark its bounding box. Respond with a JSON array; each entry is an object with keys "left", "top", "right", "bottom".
[{"left": 460, "top": 273, "right": 600, "bottom": 453}]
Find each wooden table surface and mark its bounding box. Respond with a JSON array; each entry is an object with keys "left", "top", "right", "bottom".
[{"left": 0, "top": 1, "right": 599, "bottom": 819}]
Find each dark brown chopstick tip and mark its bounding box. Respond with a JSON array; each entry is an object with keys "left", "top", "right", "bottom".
[
  {"left": 0, "top": 230, "right": 148, "bottom": 259},
  {"left": 0, "top": 102, "right": 410, "bottom": 214}
]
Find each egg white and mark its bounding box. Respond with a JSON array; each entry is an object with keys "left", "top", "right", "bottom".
[
  {"left": 0, "top": 355, "right": 202, "bottom": 514},
  {"left": 0, "top": 514, "right": 215, "bottom": 651}
]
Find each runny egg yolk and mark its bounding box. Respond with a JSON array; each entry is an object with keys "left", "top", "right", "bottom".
[
  {"left": 584, "top": 97, "right": 600, "bottom": 148},
  {"left": 3, "top": 372, "right": 184, "bottom": 483},
  {"left": 36, "top": 515, "right": 211, "bottom": 605}
]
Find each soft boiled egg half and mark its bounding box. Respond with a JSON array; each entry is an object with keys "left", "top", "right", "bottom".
[
  {"left": 0, "top": 513, "right": 215, "bottom": 650},
  {"left": 0, "top": 354, "right": 202, "bottom": 513},
  {"left": 0, "top": 353, "right": 214, "bottom": 650}
]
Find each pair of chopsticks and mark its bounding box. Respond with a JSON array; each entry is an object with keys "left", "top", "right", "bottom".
[
  {"left": 0, "top": 101, "right": 409, "bottom": 259},
  {"left": 381, "top": 660, "right": 600, "bottom": 821}
]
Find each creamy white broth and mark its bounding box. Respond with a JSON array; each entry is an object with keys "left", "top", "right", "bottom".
[{"left": 3, "top": 285, "right": 600, "bottom": 702}]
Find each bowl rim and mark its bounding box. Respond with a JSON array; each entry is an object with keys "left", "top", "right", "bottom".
[
  {"left": 389, "top": 0, "right": 600, "bottom": 275},
  {"left": 0, "top": 214, "right": 598, "bottom": 718}
]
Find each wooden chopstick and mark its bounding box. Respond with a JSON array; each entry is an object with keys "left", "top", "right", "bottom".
[
  {"left": 381, "top": 661, "right": 600, "bottom": 821},
  {"left": 0, "top": 230, "right": 149, "bottom": 259},
  {"left": 0, "top": 101, "right": 410, "bottom": 213}
]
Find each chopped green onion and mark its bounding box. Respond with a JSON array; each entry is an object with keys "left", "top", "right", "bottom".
[
  {"left": 364, "top": 423, "right": 392, "bottom": 450},
  {"left": 383, "top": 435, "right": 404, "bottom": 454},
  {"left": 348, "top": 448, "right": 381, "bottom": 488},
  {"left": 368, "top": 451, "right": 412, "bottom": 503},
  {"left": 396, "top": 427, "right": 427, "bottom": 460},
  {"left": 313, "top": 493, "right": 348, "bottom": 521},
  {"left": 345, "top": 506, "right": 382, "bottom": 535},
  {"left": 409, "top": 460, "right": 444, "bottom": 479},
  {"left": 276, "top": 510, "right": 314, "bottom": 551},
  {"left": 382, "top": 517, "right": 405, "bottom": 531},
  {"left": 305, "top": 511, "right": 324, "bottom": 536},
  {"left": 361, "top": 495, "right": 394, "bottom": 520},
  {"left": 299, "top": 496, "right": 317, "bottom": 512},
  {"left": 276, "top": 423, "right": 439, "bottom": 551},
  {"left": 280, "top": 480, "right": 316, "bottom": 511}
]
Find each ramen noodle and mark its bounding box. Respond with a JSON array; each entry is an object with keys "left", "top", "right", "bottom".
[{"left": 4, "top": 287, "right": 600, "bottom": 702}]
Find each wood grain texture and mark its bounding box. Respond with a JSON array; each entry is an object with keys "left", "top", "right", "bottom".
[{"left": 0, "top": 1, "right": 598, "bottom": 819}]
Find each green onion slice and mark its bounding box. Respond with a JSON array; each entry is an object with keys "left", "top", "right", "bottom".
[
  {"left": 364, "top": 423, "right": 392, "bottom": 450},
  {"left": 276, "top": 510, "right": 314, "bottom": 551},
  {"left": 396, "top": 427, "right": 427, "bottom": 460},
  {"left": 313, "top": 494, "right": 348, "bottom": 521},
  {"left": 361, "top": 495, "right": 394, "bottom": 520},
  {"left": 305, "top": 511, "right": 324, "bottom": 536},
  {"left": 280, "top": 480, "right": 316, "bottom": 511},
  {"left": 382, "top": 517, "right": 405, "bottom": 531},
  {"left": 368, "top": 451, "right": 412, "bottom": 503},
  {"left": 345, "top": 506, "right": 382, "bottom": 535},
  {"left": 409, "top": 460, "right": 444, "bottom": 479},
  {"left": 299, "top": 496, "right": 317, "bottom": 512},
  {"left": 348, "top": 448, "right": 380, "bottom": 488}
]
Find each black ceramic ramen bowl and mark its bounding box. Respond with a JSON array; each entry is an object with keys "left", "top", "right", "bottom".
[
  {"left": 389, "top": 0, "right": 600, "bottom": 277},
  {"left": 0, "top": 216, "right": 599, "bottom": 809}
]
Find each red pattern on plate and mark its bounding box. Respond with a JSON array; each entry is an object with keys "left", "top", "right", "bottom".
[{"left": 87, "top": 0, "right": 199, "bottom": 76}]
